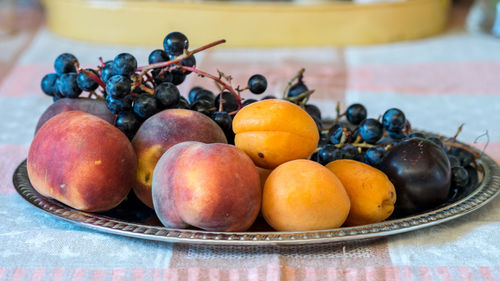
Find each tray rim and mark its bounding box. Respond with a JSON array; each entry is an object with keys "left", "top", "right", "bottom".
[{"left": 13, "top": 145, "right": 500, "bottom": 246}]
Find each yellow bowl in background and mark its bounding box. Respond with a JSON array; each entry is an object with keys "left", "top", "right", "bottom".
[{"left": 43, "top": 0, "right": 451, "bottom": 47}]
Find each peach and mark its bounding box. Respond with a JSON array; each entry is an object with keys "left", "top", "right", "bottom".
[
  {"left": 262, "top": 159, "right": 350, "bottom": 231},
  {"left": 35, "top": 98, "right": 115, "bottom": 133},
  {"left": 152, "top": 142, "right": 261, "bottom": 232},
  {"left": 233, "top": 99, "right": 319, "bottom": 169},
  {"left": 326, "top": 159, "right": 396, "bottom": 226},
  {"left": 132, "top": 109, "right": 227, "bottom": 208},
  {"left": 27, "top": 111, "right": 136, "bottom": 212}
]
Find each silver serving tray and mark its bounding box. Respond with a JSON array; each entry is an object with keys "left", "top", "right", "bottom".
[{"left": 13, "top": 147, "right": 500, "bottom": 245}]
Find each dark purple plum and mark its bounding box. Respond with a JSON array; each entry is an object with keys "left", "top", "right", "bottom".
[{"left": 378, "top": 138, "right": 451, "bottom": 216}]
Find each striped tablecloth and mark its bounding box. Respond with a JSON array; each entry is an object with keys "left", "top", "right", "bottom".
[{"left": 1, "top": 3, "right": 500, "bottom": 281}]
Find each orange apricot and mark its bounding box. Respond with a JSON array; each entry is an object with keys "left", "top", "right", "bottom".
[
  {"left": 326, "top": 159, "right": 396, "bottom": 226},
  {"left": 232, "top": 99, "right": 319, "bottom": 169},
  {"left": 262, "top": 159, "right": 350, "bottom": 231}
]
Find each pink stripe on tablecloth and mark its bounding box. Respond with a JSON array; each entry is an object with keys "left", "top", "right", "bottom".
[
  {"left": 228, "top": 269, "right": 239, "bottom": 281},
  {"left": 364, "top": 267, "right": 378, "bottom": 281},
  {"left": 247, "top": 268, "right": 259, "bottom": 281},
  {"left": 478, "top": 267, "right": 494, "bottom": 281},
  {"left": 384, "top": 266, "right": 401, "bottom": 281},
  {"left": 458, "top": 266, "right": 473, "bottom": 281},
  {"left": 187, "top": 268, "right": 199, "bottom": 281},
  {"left": 0, "top": 145, "right": 29, "bottom": 194},
  {"left": 326, "top": 267, "right": 337, "bottom": 281},
  {"left": 162, "top": 269, "right": 178, "bottom": 281},
  {"left": 349, "top": 62, "right": 500, "bottom": 95},
  {"left": 29, "top": 268, "right": 44, "bottom": 281},
  {"left": 0, "top": 268, "right": 5, "bottom": 281},
  {"left": 344, "top": 268, "right": 360, "bottom": 281},
  {"left": 52, "top": 268, "right": 65, "bottom": 281},
  {"left": 266, "top": 263, "right": 279, "bottom": 281},
  {"left": 402, "top": 266, "right": 412, "bottom": 281},
  {"left": 471, "top": 142, "right": 500, "bottom": 164},
  {"left": 303, "top": 267, "right": 316, "bottom": 281},
  {"left": 0, "top": 64, "right": 51, "bottom": 97},
  {"left": 436, "top": 266, "right": 452, "bottom": 281},
  {"left": 111, "top": 269, "right": 125, "bottom": 281},
  {"left": 10, "top": 268, "right": 25, "bottom": 281},
  {"left": 71, "top": 269, "right": 85, "bottom": 281},
  {"left": 207, "top": 268, "right": 220, "bottom": 281},
  {"left": 91, "top": 270, "right": 106, "bottom": 281},
  {"left": 419, "top": 266, "right": 432, "bottom": 281},
  {"left": 152, "top": 269, "right": 161, "bottom": 281},
  {"left": 133, "top": 269, "right": 145, "bottom": 281}
]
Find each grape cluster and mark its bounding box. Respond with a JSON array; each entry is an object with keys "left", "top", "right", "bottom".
[
  {"left": 40, "top": 32, "right": 270, "bottom": 141},
  {"left": 309, "top": 104, "right": 397, "bottom": 166},
  {"left": 444, "top": 145, "right": 477, "bottom": 191},
  {"left": 302, "top": 99, "right": 476, "bottom": 192},
  {"left": 188, "top": 74, "right": 269, "bottom": 143}
]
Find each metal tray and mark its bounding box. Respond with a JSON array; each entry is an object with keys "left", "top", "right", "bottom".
[{"left": 13, "top": 147, "right": 500, "bottom": 245}]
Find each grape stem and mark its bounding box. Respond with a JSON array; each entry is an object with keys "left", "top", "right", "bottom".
[
  {"left": 285, "top": 89, "right": 315, "bottom": 103},
  {"left": 282, "top": 68, "right": 305, "bottom": 99},
  {"left": 334, "top": 101, "right": 345, "bottom": 124},
  {"left": 336, "top": 142, "right": 374, "bottom": 149},
  {"left": 80, "top": 69, "right": 106, "bottom": 90},
  {"left": 136, "top": 39, "right": 226, "bottom": 74},
  {"left": 451, "top": 123, "right": 465, "bottom": 142},
  {"left": 88, "top": 91, "right": 105, "bottom": 101},
  {"left": 98, "top": 57, "right": 106, "bottom": 67},
  {"left": 443, "top": 141, "right": 481, "bottom": 159},
  {"left": 179, "top": 65, "right": 242, "bottom": 114},
  {"left": 144, "top": 72, "right": 156, "bottom": 88}
]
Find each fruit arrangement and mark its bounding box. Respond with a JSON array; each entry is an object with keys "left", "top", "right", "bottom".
[{"left": 28, "top": 32, "right": 481, "bottom": 233}]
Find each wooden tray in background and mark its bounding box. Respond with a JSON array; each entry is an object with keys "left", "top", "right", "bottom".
[{"left": 43, "top": 0, "right": 451, "bottom": 46}]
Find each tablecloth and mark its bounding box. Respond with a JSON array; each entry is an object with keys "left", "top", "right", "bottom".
[{"left": 1, "top": 2, "right": 500, "bottom": 281}]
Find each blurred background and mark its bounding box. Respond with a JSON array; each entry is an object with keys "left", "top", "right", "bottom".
[
  {"left": 0, "top": 0, "right": 499, "bottom": 143},
  {"left": 1, "top": 0, "right": 498, "bottom": 47}
]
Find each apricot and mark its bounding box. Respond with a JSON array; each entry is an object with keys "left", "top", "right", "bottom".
[
  {"left": 326, "top": 159, "right": 396, "bottom": 226},
  {"left": 233, "top": 99, "right": 319, "bottom": 169},
  {"left": 152, "top": 142, "right": 261, "bottom": 232},
  {"left": 132, "top": 109, "right": 227, "bottom": 208},
  {"left": 27, "top": 111, "right": 136, "bottom": 212},
  {"left": 262, "top": 159, "right": 350, "bottom": 231}
]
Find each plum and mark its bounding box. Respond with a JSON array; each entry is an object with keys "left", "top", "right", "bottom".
[
  {"left": 35, "top": 98, "right": 115, "bottom": 133},
  {"left": 378, "top": 138, "right": 451, "bottom": 216}
]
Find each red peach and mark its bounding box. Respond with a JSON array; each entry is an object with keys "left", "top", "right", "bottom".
[
  {"left": 152, "top": 142, "right": 261, "bottom": 232},
  {"left": 132, "top": 109, "right": 227, "bottom": 208},
  {"left": 27, "top": 111, "right": 136, "bottom": 212}
]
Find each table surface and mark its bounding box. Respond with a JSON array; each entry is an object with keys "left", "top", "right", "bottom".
[{"left": 1, "top": 2, "right": 500, "bottom": 281}]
